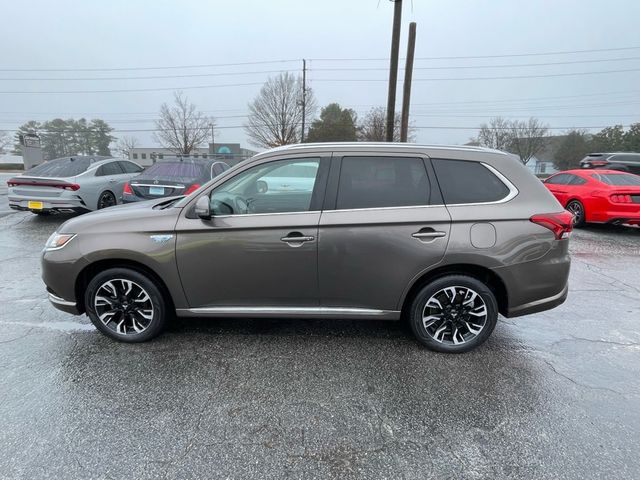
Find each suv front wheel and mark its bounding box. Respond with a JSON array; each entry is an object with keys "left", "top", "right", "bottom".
[
  {"left": 84, "top": 268, "right": 168, "bottom": 342},
  {"left": 409, "top": 275, "right": 498, "bottom": 353}
]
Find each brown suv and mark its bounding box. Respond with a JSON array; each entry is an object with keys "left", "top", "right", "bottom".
[{"left": 42, "top": 143, "right": 572, "bottom": 352}]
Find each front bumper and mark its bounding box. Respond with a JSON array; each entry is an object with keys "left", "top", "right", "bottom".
[{"left": 47, "top": 291, "right": 80, "bottom": 315}]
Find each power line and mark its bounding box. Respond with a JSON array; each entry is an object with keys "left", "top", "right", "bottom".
[
  {"left": 0, "top": 59, "right": 300, "bottom": 73},
  {"left": 0, "top": 81, "right": 266, "bottom": 94},
  {"left": 309, "top": 56, "right": 640, "bottom": 71},
  {"left": 0, "top": 69, "right": 298, "bottom": 82},
  {"left": 1, "top": 89, "right": 638, "bottom": 117},
  {"left": 2, "top": 56, "right": 639, "bottom": 82},
  {"left": 1, "top": 46, "right": 639, "bottom": 73},
  {"left": 3, "top": 67, "right": 640, "bottom": 94},
  {"left": 310, "top": 45, "right": 640, "bottom": 61},
  {"left": 311, "top": 67, "right": 640, "bottom": 82},
  {"left": 411, "top": 89, "right": 640, "bottom": 106},
  {"left": 3, "top": 124, "right": 634, "bottom": 134}
]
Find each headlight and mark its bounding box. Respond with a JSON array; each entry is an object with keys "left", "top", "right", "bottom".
[{"left": 44, "top": 233, "right": 76, "bottom": 251}]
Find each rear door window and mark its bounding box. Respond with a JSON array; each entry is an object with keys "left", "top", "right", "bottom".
[
  {"left": 336, "top": 156, "right": 430, "bottom": 209},
  {"left": 432, "top": 159, "right": 511, "bottom": 204},
  {"left": 96, "top": 161, "right": 125, "bottom": 176}
]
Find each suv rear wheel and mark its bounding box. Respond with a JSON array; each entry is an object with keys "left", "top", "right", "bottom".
[
  {"left": 84, "top": 268, "right": 167, "bottom": 342},
  {"left": 409, "top": 275, "right": 498, "bottom": 353}
]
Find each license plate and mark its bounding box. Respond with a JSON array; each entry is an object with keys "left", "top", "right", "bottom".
[
  {"left": 28, "top": 201, "right": 44, "bottom": 210},
  {"left": 149, "top": 187, "right": 165, "bottom": 195}
]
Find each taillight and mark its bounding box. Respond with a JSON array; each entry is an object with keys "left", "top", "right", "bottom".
[
  {"left": 7, "top": 178, "right": 79, "bottom": 190},
  {"left": 123, "top": 182, "right": 133, "bottom": 195},
  {"left": 530, "top": 211, "right": 574, "bottom": 240},
  {"left": 610, "top": 194, "right": 632, "bottom": 203},
  {"left": 184, "top": 184, "right": 201, "bottom": 195}
]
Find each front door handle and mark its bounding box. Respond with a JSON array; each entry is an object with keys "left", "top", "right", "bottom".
[{"left": 280, "top": 232, "right": 315, "bottom": 247}]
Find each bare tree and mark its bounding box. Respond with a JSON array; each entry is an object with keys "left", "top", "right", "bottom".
[
  {"left": 0, "top": 130, "right": 10, "bottom": 153},
  {"left": 154, "top": 91, "right": 214, "bottom": 154},
  {"left": 358, "top": 106, "right": 414, "bottom": 142},
  {"left": 244, "top": 73, "right": 316, "bottom": 148},
  {"left": 475, "top": 117, "right": 513, "bottom": 151},
  {"left": 114, "top": 136, "right": 139, "bottom": 159},
  {"left": 509, "top": 117, "right": 549, "bottom": 164},
  {"left": 474, "top": 116, "right": 548, "bottom": 164}
]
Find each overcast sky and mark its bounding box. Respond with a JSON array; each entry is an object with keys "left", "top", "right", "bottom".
[{"left": 1, "top": 0, "right": 639, "bottom": 150}]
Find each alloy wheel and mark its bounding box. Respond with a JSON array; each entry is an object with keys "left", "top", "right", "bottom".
[
  {"left": 566, "top": 201, "right": 584, "bottom": 226},
  {"left": 98, "top": 192, "right": 116, "bottom": 209},
  {"left": 94, "top": 279, "right": 154, "bottom": 335},
  {"left": 422, "top": 286, "right": 488, "bottom": 346}
]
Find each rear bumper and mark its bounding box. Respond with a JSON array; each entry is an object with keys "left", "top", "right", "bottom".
[
  {"left": 494, "top": 240, "right": 571, "bottom": 318},
  {"left": 506, "top": 282, "right": 568, "bottom": 317},
  {"left": 9, "top": 195, "right": 90, "bottom": 214}
]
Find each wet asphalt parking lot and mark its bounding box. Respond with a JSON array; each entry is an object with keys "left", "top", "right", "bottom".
[{"left": 0, "top": 172, "right": 639, "bottom": 479}]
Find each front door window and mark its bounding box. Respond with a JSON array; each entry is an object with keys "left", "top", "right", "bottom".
[{"left": 210, "top": 158, "right": 321, "bottom": 215}]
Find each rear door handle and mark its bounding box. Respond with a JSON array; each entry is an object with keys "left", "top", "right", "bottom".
[{"left": 412, "top": 231, "right": 446, "bottom": 240}]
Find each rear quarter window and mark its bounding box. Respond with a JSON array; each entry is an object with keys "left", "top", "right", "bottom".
[
  {"left": 592, "top": 173, "right": 640, "bottom": 186},
  {"left": 432, "top": 159, "right": 511, "bottom": 204}
]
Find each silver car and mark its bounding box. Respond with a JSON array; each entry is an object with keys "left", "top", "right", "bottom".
[{"left": 8, "top": 156, "right": 144, "bottom": 214}]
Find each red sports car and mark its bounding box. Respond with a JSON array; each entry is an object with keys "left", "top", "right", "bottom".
[{"left": 543, "top": 169, "right": 640, "bottom": 226}]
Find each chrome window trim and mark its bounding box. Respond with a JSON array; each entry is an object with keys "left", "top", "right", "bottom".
[
  {"left": 131, "top": 183, "right": 185, "bottom": 189},
  {"left": 323, "top": 204, "right": 444, "bottom": 214},
  {"left": 211, "top": 210, "right": 321, "bottom": 219}
]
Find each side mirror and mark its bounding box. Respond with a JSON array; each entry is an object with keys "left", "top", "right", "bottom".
[
  {"left": 194, "top": 195, "right": 211, "bottom": 220},
  {"left": 256, "top": 180, "right": 268, "bottom": 194}
]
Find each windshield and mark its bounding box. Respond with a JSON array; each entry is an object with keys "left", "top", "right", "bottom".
[
  {"left": 592, "top": 173, "right": 640, "bottom": 186},
  {"left": 24, "top": 157, "right": 92, "bottom": 177}
]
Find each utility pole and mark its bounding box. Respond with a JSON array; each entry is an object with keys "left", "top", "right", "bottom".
[
  {"left": 385, "top": 0, "right": 402, "bottom": 142},
  {"left": 301, "top": 59, "right": 307, "bottom": 143},
  {"left": 210, "top": 123, "right": 215, "bottom": 157},
  {"left": 400, "top": 22, "right": 416, "bottom": 142}
]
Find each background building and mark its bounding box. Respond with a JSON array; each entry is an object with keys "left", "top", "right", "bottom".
[{"left": 128, "top": 143, "right": 258, "bottom": 167}]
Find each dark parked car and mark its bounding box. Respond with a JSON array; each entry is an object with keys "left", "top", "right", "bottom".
[
  {"left": 122, "top": 157, "right": 230, "bottom": 202},
  {"left": 42, "top": 143, "right": 571, "bottom": 353},
  {"left": 580, "top": 152, "right": 640, "bottom": 174}
]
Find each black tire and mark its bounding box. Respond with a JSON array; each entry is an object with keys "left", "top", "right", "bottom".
[
  {"left": 97, "top": 191, "right": 117, "bottom": 210},
  {"left": 566, "top": 199, "right": 586, "bottom": 227},
  {"left": 408, "top": 275, "right": 498, "bottom": 353},
  {"left": 84, "top": 268, "right": 167, "bottom": 342}
]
